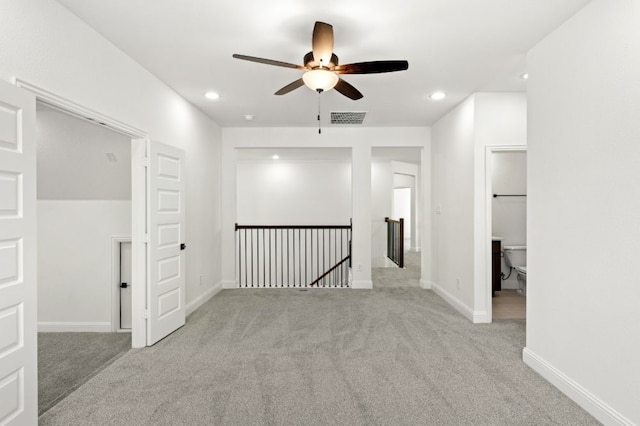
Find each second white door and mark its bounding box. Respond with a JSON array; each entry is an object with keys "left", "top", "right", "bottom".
[{"left": 146, "top": 141, "right": 186, "bottom": 345}]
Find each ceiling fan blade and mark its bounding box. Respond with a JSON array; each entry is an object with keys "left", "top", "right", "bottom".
[
  {"left": 232, "top": 54, "right": 306, "bottom": 70},
  {"left": 275, "top": 79, "right": 305, "bottom": 95},
  {"left": 335, "top": 60, "right": 409, "bottom": 74},
  {"left": 334, "top": 78, "right": 363, "bottom": 100},
  {"left": 312, "top": 21, "right": 334, "bottom": 67}
]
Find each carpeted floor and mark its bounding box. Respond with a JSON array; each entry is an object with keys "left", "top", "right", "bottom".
[
  {"left": 38, "top": 332, "right": 131, "bottom": 415},
  {"left": 39, "top": 288, "right": 598, "bottom": 425},
  {"left": 372, "top": 250, "right": 421, "bottom": 288}
]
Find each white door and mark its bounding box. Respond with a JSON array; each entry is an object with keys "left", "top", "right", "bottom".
[
  {"left": 120, "top": 241, "right": 132, "bottom": 330},
  {"left": 147, "top": 141, "right": 186, "bottom": 345},
  {"left": 0, "top": 81, "right": 37, "bottom": 424}
]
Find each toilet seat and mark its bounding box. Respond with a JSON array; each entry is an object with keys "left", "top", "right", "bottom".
[{"left": 516, "top": 266, "right": 527, "bottom": 274}]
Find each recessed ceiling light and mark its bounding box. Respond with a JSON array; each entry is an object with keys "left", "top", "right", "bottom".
[
  {"left": 521, "top": 73, "right": 529, "bottom": 80},
  {"left": 244, "top": 114, "right": 254, "bottom": 121},
  {"left": 272, "top": 154, "right": 280, "bottom": 160},
  {"left": 429, "top": 91, "right": 446, "bottom": 101},
  {"left": 204, "top": 91, "right": 220, "bottom": 100}
]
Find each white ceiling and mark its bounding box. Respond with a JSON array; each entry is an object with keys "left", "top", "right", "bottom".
[{"left": 55, "top": 0, "right": 590, "bottom": 128}]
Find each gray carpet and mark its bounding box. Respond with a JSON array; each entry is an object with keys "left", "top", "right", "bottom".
[
  {"left": 372, "top": 250, "right": 421, "bottom": 288},
  {"left": 38, "top": 332, "right": 131, "bottom": 415},
  {"left": 39, "top": 289, "right": 598, "bottom": 425}
]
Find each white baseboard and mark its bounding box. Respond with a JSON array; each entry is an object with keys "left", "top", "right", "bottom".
[
  {"left": 186, "top": 282, "right": 223, "bottom": 316},
  {"left": 351, "top": 280, "right": 373, "bottom": 289},
  {"left": 419, "top": 279, "right": 433, "bottom": 289},
  {"left": 222, "top": 280, "right": 237, "bottom": 289},
  {"left": 431, "top": 282, "right": 490, "bottom": 323},
  {"left": 38, "top": 322, "right": 111, "bottom": 332},
  {"left": 523, "top": 348, "right": 634, "bottom": 426},
  {"left": 473, "top": 310, "right": 490, "bottom": 323},
  {"left": 431, "top": 282, "right": 475, "bottom": 322}
]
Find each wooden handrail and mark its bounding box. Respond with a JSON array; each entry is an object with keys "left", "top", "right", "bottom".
[
  {"left": 309, "top": 255, "right": 351, "bottom": 287},
  {"left": 236, "top": 224, "right": 351, "bottom": 230}
]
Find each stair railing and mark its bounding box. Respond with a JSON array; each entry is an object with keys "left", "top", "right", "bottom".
[
  {"left": 235, "top": 223, "right": 352, "bottom": 288},
  {"left": 385, "top": 217, "right": 404, "bottom": 268}
]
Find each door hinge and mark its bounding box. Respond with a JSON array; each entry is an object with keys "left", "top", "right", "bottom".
[
  {"left": 143, "top": 309, "right": 149, "bottom": 319},
  {"left": 143, "top": 233, "right": 149, "bottom": 243},
  {"left": 143, "top": 157, "right": 150, "bottom": 167}
]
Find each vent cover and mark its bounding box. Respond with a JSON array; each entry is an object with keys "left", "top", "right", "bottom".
[{"left": 330, "top": 111, "right": 367, "bottom": 125}]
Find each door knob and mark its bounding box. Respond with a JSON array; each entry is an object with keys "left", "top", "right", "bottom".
[{"left": 180, "top": 243, "right": 186, "bottom": 250}]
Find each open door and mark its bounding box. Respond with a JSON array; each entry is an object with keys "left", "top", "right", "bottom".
[
  {"left": 146, "top": 141, "right": 186, "bottom": 345},
  {"left": 0, "top": 81, "right": 37, "bottom": 423}
]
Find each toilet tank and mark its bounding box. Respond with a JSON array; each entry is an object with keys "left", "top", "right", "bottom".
[{"left": 503, "top": 245, "right": 526, "bottom": 268}]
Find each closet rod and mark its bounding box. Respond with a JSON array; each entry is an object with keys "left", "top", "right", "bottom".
[{"left": 493, "top": 194, "right": 526, "bottom": 198}]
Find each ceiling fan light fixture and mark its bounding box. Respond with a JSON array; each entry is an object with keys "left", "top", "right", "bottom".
[{"left": 303, "top": 69, "right": 339, "bottom": 92}]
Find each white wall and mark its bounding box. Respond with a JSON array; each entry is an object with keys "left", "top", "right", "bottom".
[
  {"left": 371, "top": 160, "right": 393, "bottom": 267},
  {"left": 393, "top": 174, "right": 414, "bottom": 249},
  {"left": 221, "top": 127, "right": 431, "bottom": 289},
  {"left": 37, "top": 201, "right": 131, "bottom": 330},
  {"left": 432, "top": 93, "right": 527, "bottom": 321},
  {"left": 237, "top": 160, "right": 351, "bottom": 225},
  {"left": 491, "top": 152, "right": 527, "bottom": 289},
  {"left": 432, "top": 96, "right": 476, "bottom": 312},
  {"left": 525, "top": 1, "right": 640, "bottom": 424},
  {"left": 0, "top": 0, "right": 222, "bottom": 313}
]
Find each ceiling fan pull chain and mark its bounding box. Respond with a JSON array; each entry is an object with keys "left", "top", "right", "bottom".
[{"left": 317, "top": 88, "right": 323, "bottom": 134}]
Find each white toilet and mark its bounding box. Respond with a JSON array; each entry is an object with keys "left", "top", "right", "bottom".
[{"left": 503, "top": 245, "right": 527, "bottom": 295}]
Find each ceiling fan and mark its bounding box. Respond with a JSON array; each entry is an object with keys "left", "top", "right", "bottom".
[{"left": 233, "top": 21, "right": 409, "bottom": 100}]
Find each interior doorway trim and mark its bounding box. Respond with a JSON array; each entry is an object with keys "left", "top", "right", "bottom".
[
  {"left": 15, "top": 78, "right": 149, "bottom": 348},
  {"left": 13, "top": 79, "right": 145, "bottom": 138},
  {"left": 111, "top": 236, "right": 132, "bottom": 332},
  {"left": 483, "top": 145, "right": 527, "bottom": 323}
]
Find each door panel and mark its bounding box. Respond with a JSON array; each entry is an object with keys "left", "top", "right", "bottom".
[
  {"left": 147, "top": 141, "right": 185, "bottom": 345},
  {"left": 0, "top": 81, "right": 37, "bottom": 424}
]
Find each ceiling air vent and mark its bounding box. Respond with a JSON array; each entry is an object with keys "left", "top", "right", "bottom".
[{"left": 330, "top": 111, "right": 367, "bottom": 125}]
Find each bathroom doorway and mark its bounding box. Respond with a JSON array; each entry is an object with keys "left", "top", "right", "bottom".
[{"left": 487, "top": 147, "right": 527, "bottom": 321}]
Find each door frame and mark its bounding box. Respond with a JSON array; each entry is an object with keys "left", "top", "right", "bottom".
[
  {"left": 111, "top": 237, "right": 132, "bottom": 332},
  {"left": 15, "top": 78, "right": 149, "bottom": 348},
  {"left": 483, "top": 145, "right": 527, "bottom": 322}
]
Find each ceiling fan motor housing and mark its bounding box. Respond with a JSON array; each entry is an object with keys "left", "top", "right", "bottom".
[{"left": 304, "top": 52, "right": 339, "bottom": 70}]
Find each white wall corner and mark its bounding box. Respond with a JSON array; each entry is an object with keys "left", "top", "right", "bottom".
[
  {"left": 222, "top": 280, "right": 237, "bottom": 289},
  {"left": 186, "top": 282, "right": 223, "bottom": 316},
  {"left": 351, "top": 280, "right": 373, "bottom": 289},
  {"left": 431, "top": 282, "right": 475, "bottom": 322},
  {"left": 38, "top": 322, "right": 112, "bottom": 332},
  {"left": 419, "top": 279, "right": 433, "bottom": 289},
  {"left": 523, "top": 348, "right": 634, "bottom": 426}
]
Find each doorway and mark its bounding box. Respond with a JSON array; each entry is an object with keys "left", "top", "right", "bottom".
[
  {"left": 393, "top": 184, "right": 413, "bottom": 250},
  {"left": 486, "top": 147, "right": 527, "bottom": 320},
  {"left": 371, "top": 148, "right": 423, "bottom": 287},
  {"left": 35, "top": 103, "right": 134, "bottom": 415},
  {"left": 36, "top": 103, "right": 133, "bottom": 333}
]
